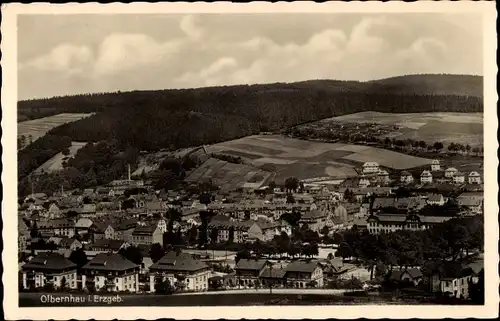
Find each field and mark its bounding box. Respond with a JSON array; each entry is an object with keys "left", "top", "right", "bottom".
[
  {"left": 184, "top": 157, "right": 273, "bottom": 192},
  {"left": 33, "top": 141, "right": 87, "bottom": 174},
  {"left": 206, "top": 135, "right": 433, "bottom": 184},
  {"left": 18, "top": 113, "right": 94, "bottom": 147},
  {"left": 326, "top": 112, "right": 483, "bottom": 147}
]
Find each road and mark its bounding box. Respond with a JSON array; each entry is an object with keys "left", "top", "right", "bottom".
[{"left": 174, "top": 288, "right": 353, "bottom": 296}]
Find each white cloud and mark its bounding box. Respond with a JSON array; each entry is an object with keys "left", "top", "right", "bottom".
[
  {"left": 180, "top": 15, "right": 203, "bottom": 40},
  {"left": 93, "top": 33, "right": 182, "bottom": 76},
  {"left": 177, "top": 57, "right": 239, "bottom": 86},
  {"left": 20, "top": 43, "right": 92, "bottom": 74}
]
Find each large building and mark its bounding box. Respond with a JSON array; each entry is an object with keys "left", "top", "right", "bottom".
[
  {"left": 22, "top": 252, "right": 78, "bottom": 290},
  {"left": 420, "top": 170, "right": 433, "bottom": 184},
  {"left": 234, "top": 259, "right": 268, "bottom": 288},
  {"left": 284, "top": 261, "right": 324, "bottom": 288},
  {"left": 148, "top": 251, "right": 210, "bottom": 292},
  {"left": 362, "top": 162, "right": 380, "bottom": 174},
  {"left": 82, "top": 253, "right": 140, "bottom": 292},
  {"left": 366, "top": 214, "right": 452, "bottom": 235}
]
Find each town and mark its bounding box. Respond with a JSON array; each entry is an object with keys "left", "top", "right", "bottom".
[{"left": 18, "top": 151, "right": 484, "bottom": 304}]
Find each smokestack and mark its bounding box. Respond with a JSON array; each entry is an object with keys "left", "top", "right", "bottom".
[{"left": 128, "top": 164, "right": 131, "bottom": 182}]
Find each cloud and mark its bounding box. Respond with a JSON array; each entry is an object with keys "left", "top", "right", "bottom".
[
  {"left": 18, "top": 14, "right": 483, "bottom": 99},
  {"left": 20, "top": 43, "right": 92, "bottom": 74},
  {"left": 180, "top": 15, "right": 203, "bottom": 40},
  {"left": 93, "top": 33, "right": 182, "bottom": 76}
]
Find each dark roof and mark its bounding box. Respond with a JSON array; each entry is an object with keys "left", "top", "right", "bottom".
[
  {"left": 234, "top": 259, "right": 268, "bottom": 271},
  {"left": 149, "top": 251, "right": 208, "bottom": 272},
  {"left": 82, "top": 253, "right": 138, "bottom": 271},
  {"left": 38, "top": 219, "right": 74, "bottom": 229},
  {"left": 390, "top": 268, "right": 423, "bottom": 281},
  {"left": 59, "top": 237, "right": 79, "bottom": 248},
  {"left": 23, "top": 252, "right": 76, "bottom": 271},
  {"left": 301, "top": 210, "right": 327, "bottom": 220},
  {"left": 427, "top": 194, "right": 443, "bottom": 202},
  {"left": 259, "top": 267, "right": 287, "bottom": 279},
  {"left": 89, "top": 239, "right": 126, "bottom": 251},
  {"left": 285, "top": 261, "right": 319, "bottom": 273},
  {"left": 132, "top": 225, "right": 157, "bottom": 235}
]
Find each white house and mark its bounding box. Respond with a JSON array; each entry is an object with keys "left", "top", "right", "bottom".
[
  {"left": 444, "top": 167, "right": 458, "bottom": 178},
  {"left": 453, "top": 172, "right": 465, "bottom": 184},
  {"left": 431, "top": 159, "right": 441, "bottom": 171},
  {"left": 358, "top": 176, "right": 371, "bottom": 188},
  {"left": 420, "top": 170, "right": 433, "bottom": 184},
  {"left": 468, "top": 171, "right": 481, "bottom": 184},
  {"left": 377, "top": 170, "right": 390, "bottom": 184},
  {"left": 362, "top": 162, "right": 380, "bottom": 174},
  {"left": 400, "top": 171, "right": 414, "bottom": 184}
]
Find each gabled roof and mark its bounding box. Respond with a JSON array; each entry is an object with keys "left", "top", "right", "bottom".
[
  {"left": 301, "top": 210, "right": 327, "bottom": 220},
  {"left": 259, "top": 266, "right": 287, "bottom": 279},
  {"left": 285, "top": 261, "right": 319, "bottom": 273},
  {"left": 427, "top": 194, "right": 444, "bottom": 202},
  {"left": 234, "top": 259, "right": 268, "bottom": 271},
  {"left": 22, "top": 252, "right": 76, "bottom": 271},
  {"left": 90, "top": 239, "right": 127, "bottom": 251},
  {"left": 149, "top": 251, "right": 208, "bottom": 272},
  {"left": 445, "top": 167, "right": 458, "bottom": 172},
  {"left": 468, "top": 171, "right": 481, "bottom": 177},
  {"left": 75, "top": 218, "right": 93, "bottom": 229},
  {"left": 83, "top": 253, "right": 138, "bottom": 271}
]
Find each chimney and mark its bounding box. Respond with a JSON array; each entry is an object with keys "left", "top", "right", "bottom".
[{"left": 128, "top": 164, "right": 131, "bottom": 182}]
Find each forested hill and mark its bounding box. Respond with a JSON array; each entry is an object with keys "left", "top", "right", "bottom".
[{"left": 19, "top": 74, "right": 482, "bottom": 153}]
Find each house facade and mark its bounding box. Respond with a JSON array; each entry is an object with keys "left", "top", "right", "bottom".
[
  {"left": 22, "top": 253, "right": 78, "bottom": 290},
  {"left": 362, "top": 162, "right": 380, "bottom": 174},
  {"left": 284, "top": 261, "right": 324, "bottom": 288},
  {"left": 82, "top": 253, "right": 140, "bottom": 292},
  {"left": 468, "top": 171, "right": 481, "bottom": 184},
  {"left": 420, "top": 171, "right": 433, "bottom": 184}
]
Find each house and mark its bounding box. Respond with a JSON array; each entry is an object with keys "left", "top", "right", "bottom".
[
  {"left": 93, "top": 222, "right": 117, "bottom": 241},
  {"left": 284, "top": 261, "right": 324, "bottom": 288},
  {"left": 453, "top": 172, "right": 465, "bottom": 184},
  {"left": 358, "top": 176, "right": 371, "bottom": 188},
  {"left": 22, "top": 252, "right": 78, "bottom": 290},
  {"left": 116, "top": 219, "right": 139, "bottom": 243},
  {"left": 75, "top": 218, "right": 94, "bottom": 236},
  {"left": 259, "top": 266, "right": 287, "bottom": 288},
  {"left": 420, "top": 170, "right": 433, "bottom": 184},
  {"left": 457, "top": 198, "right": 483, "bottom": 215},
  {"left": 59, "top": 237, "right": 82, "bottom": 251},
  {"left": 430, "top": 263, "right": 478, "bottom": 299},
  {"left": 234, "top": 259, "right": 268, "bottom": 288},
  {"left": 82, "top": 253, "right": 140, "bottom": 292},
  {"left": 389, "top": 268, "right": 423, "bottom": 286},
  {"left": 366, "top": 213, "right": 452, "bottom": 235},
  {"left": 377, "top": 170, "right": 391, "bottom": 184},
  {"left": 38, "top": 219, "right": 76, "bottom": 238},
  {"left": 426, "top": 194, "right": 445, "bottom": 206},
  {"left": 47, "top": 203, "right": 62, "bottom": 219},
  {"left": 362, "top": 162, "right": 380, "bottom": 174},
  {"left": 88, "top": 239, "right": 130, "bottom": 252},
  {"left": 431, "top": 159, "right": 441, "bottom": 171},
  {"left": 333, "top": 203, "right": 360, "bottom": 223},
  {"left": 207, "top": 219, "right": 252, "bottom": 243},
  {"left": 247, "top": 220, "right": 291, "bottom": 242},
  {"left": 148, "top": 251, "right": 210, "bottom": 292},
  {"left": 299, "top": 210, "right": 327, "bottom": 232},
  {"left": 444, "top": 167, "right": 458, "bottom": 178},
  {"left": 131, "top": 225, "right": 163, "bottom": 246},
  {"left": 18, "top": 217, "right": 30, "bottom": 252},
  {"left": 325, "top": 215, "right": 344, "bottom": 230},
  {"left": 468, "top": 171, "right": 481, "bottom": 184}
]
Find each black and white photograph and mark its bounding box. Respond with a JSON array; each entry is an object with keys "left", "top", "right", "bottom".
[{"left": 2, "top": 1, "right": 498, "bottom": 320}]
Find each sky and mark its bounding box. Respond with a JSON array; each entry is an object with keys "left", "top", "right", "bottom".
[{"left": 17, "top": 13, "right": 483, "bottom": 100}]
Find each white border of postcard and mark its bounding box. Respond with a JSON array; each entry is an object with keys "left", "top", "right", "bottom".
[{"left": 2, "top": 1, "right": 498, "bottom": 319}]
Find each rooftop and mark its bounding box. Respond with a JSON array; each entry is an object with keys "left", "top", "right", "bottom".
[{"left": 82, "top": 253, "right": 138, "bottom": 271}]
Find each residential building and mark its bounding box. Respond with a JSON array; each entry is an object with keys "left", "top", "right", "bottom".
[
  {"left": 453, "top": 172, "right": 465, "bottom": 184},
  {"left": 234, "top": 259, "right": 268, "bottom": 287},
  {"left": 426, "top": 194, "right": 445, "bottom": 206},
  {"left": 247, "top": 220, "right": 291, "bottom": 242},
  {"left": 259, "top": 266, "right": 287, "bottom": 288},
  {"left": 444, "top": 167, "right": 458, "bottom": 178},
  {"left": 299, "top": 210, "right": 327, "bottom": 232},
  {"left": 358, "top": 176, "right": 371, "bottom": 188},
  {"left": 362, "top": 162, "right": 380, "bottom": 174},
  {"left": 148, "top": 251, "right": 210, "bottom": 292},
  {"left": 377, "top": 170, "right": 391, "bottom": 185},
  {"left": 59, "top": 237, "right": 82, "bottom": 251},
  {"left": 88, "top": 239, "right": 130, "bottom": 253},
  {"left": 22, "top": 252, "right": 78, "bottom": 290},
  {"left": 284, "top": 261, "right": 324, "bottom": 288},
  {"left": 333, "top": 203, "right": 360, "bottom": 223},
  {"left": 420, "top": 170, "right": 433, "bottom": 184},
  {"left": 38, "top": 219, "right": 75, "bottom": 238},
  {"left": 75, "top": 218, "right": 94, "bottom": 236},
  {"left": 468, "top": 171, "right": 481, "bottom": 184},
  {"left": 131, "top": 225, "right": 163, "bottom": 246},
  {"left": 207, "top": 219, "right": 252, "bottom": 243},
  {"left": 366, "top": 213, "right": 453, "bottom": 235},
  {"left": 431, "top": 159, "right": 441, "bottom": 171},
  {"left": 437, "top": 267, "right": 477, "bottom": 299},
  {"left": 389, "top": 268, "right": 423, "bottom": 286},
  {"left": 82, "top": 253, "right": 140, "bottom": 292}
]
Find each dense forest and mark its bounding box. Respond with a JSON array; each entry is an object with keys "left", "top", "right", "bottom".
[{"left": 18, "top": 75, "right": 483, "bottom": 196}]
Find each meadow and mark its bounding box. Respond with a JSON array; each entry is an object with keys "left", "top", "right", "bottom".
[
  {"left": 33, "top": 141, "right": 87, "bottom": 174},
  {"left": 206, "top": 135, "right": 433, "bottom": 184},
  {"left": 327, "top": 112, "right": 483, "bottom": 147},
  {"left": 18, "top": 113, "right": 94, "bottom": 147}
]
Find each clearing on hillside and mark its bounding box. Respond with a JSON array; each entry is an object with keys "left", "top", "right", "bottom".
[{"left": 33, "top": 141, "right": 87, "bottom": 174}]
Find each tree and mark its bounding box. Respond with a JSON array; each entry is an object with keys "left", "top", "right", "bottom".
[
  {"left": 155, "top": 277, "right": 174, "bottom": 295},
  {"left": 268, "top": 181, "right": 277, "bottom": 192},
  {"left": 320, "top": 225, "right": 330, "bottom": 236},
  {"left": 62, "top": 148, "right": 70, "bottom": 156},
  {"left": 228, "top": 226, "right": 235, "bottom": 243},
  {"left": 199, "top": 193, "right": 212, "bottom": 206},
  {"left": 209, "top": 228, "right": 219, "bottom": 244},
  {"left": 235, "top": 248, "right": 251, "bottom": 263},
  {"left": 118, "top": 246, "right": 143, "bottom": 265},
  {"left": 69, "top": 248, "right": 88, "bottom": 270},
  {"left": 469, "top": 268, "right": 484, "bottom": 304},
  {"left": 284, "top": 177, "right": 299, "bottom": 192},
  {"left": 60, "top": 276, "right": 67, "bottom": 291},
  {"left": 433, "top": 141, "right": 444, "bottom": 153},
  {"left": 187, "top": 225, "right": 198, "bottom": 245},
  {"left": 30, "top": 221, "right": 40, "bottom": 238},
  {"left": 150, "top": 243, "right": 166, "bottom": 263},
  {"left": 286, "top": 193, "right": 295, "bottom": 204}
]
